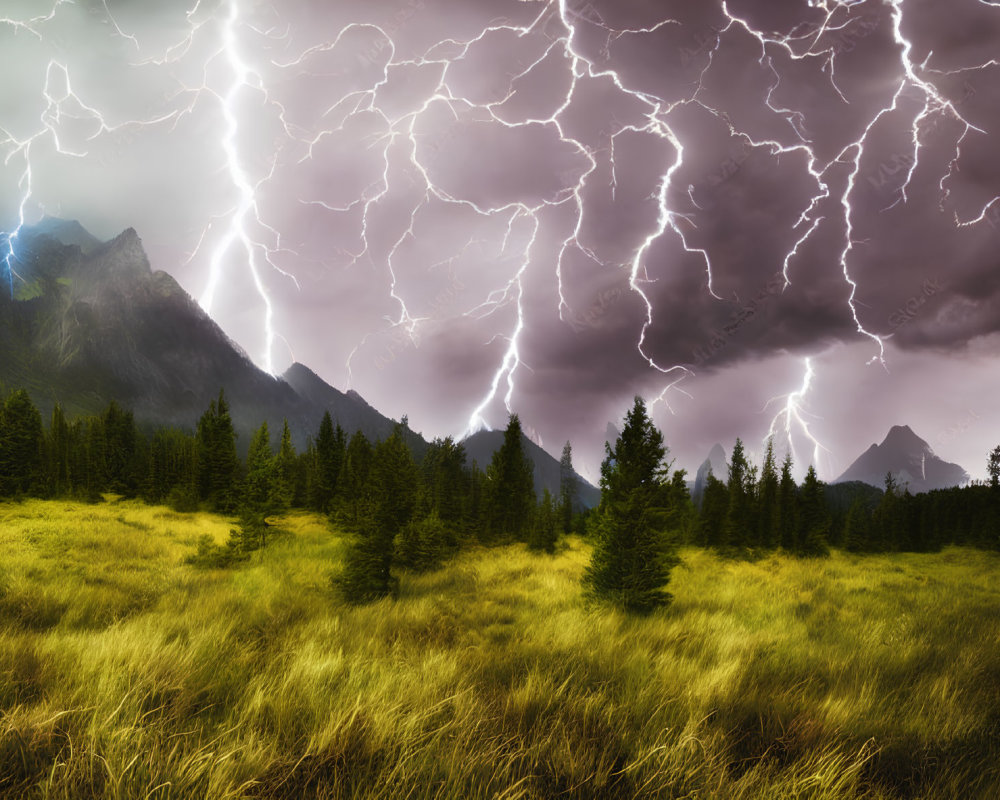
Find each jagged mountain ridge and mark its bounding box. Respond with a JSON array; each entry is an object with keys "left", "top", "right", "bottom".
[
  {"left": 834, "top": 424, "right": 968, "bottom": 492},
  {"left": 2, "top": 221, "right": 337, "bottom": 447},
  {"left": 0, "top": 219, "right": 599, "bottom": 504}
]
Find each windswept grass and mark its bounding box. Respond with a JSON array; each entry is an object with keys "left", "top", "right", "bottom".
[{"left": 0, "top": 498, "right": 998, "bottom": 798}]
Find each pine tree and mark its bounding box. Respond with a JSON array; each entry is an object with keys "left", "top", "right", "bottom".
[
  {"left": 232, "top": 507, "right": 270, "bottom": 554},
  {"left": 843, "top": 497, "right": 872, "bottom": 552},
  {"left": 196, "top": 390, "right": 240, "bottom": 512},
  {"left": 986, "top": 444, "right": 1000, "bottom": 524},
  {"left": 82, "top": 416, "right": 107, "bottom": 502},
  {"left": 584, "top": 396, "right": 677, "bottom": 613},
  {"left": 0, "top": 389, "right": 45, "bottom": 497},
  {"left": 337, "top": 426, "right": 418, "bottom": 602},
  {"left": 47, "top": 404, "right": 71, "bottom": 497},
  {"left": 370, "top": 426, "right": 419, "bottom": 535},
  {"left": 396, "top": 513, "right": 449, "bottom": 572},
  {"left": 484, "top": 414, "right": 536, "bottom": 541},
  {"left": 665, "top": 468, "right": 694, "bottom": 541},
  {"left": 467, "top": 459, "right": 485, "bottom": 539},
  {"left": 757, "top": 438, "right": 779, "bottom": 549},
  {"left": 147, "top": 428, "right": 197, "bottom": 507},
  {"left": 337, "top": 430, "right": 373, "bottom": 525},
  {"left": 599, "top": 399, "right": 669, "bottom": 506},
  {"left": 697, "top": 470, "right": 728, "bottom": 548},
  {"left": 270, "top": 419, "right": 296, "bottom": 511},
  {"left": 103, "top": 400, "right": 139, "bottom": 496},
  {"left": 872, "top": 472, "right": 901, "bottom": 551},
  {"left": 529, "top": 488, "right": 559, "bottom": 553},
  {"left": 796, "top": 465, "right": 830, "bottom": 556},
  {"left": 723, "top": 438, "right": 755, "bottom": 550},
  {"left": 988, "top": 445, "right": 1000, "bottom": 489},
  {"left": 312, "top": 412, "right": 344, "bottom": 512},
  {"left": 777, "top": 453, "right": 798, "bottom": 550},
  {"left": 244, "top": 421, "right": 274, "bottom": 511},
  {"left": 559, "top": 441, "right": 577, "bottom": 533},
  {"left": 422, "top": 437, "right": 467, "bottom": 527}
]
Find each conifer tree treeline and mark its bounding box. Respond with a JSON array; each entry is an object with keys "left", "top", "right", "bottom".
[
  {"left": 0, "top": 389, "right": 570, "bottom": 599},
  {"left": 694, "top": 439, "right": 832, "bottom": 557},
  {"left": 690, "top": 438, "right": 1000, "bottom": 556},
  {"left": 1, "top": 385, "right": 998, "bottom": 584}
]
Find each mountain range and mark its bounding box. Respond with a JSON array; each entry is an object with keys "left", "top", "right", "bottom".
[
  {"left": 0, "top": 219, "right": 598, "bottom": 505},
  {"left": 686, "top": 424, "right": 969, "bottom": 498},
  {"left": 834, "top": 424, "right": 969, "bottom": 492},
  {"left": 3, "top": 219, "right": 969, "bottom": 503}
]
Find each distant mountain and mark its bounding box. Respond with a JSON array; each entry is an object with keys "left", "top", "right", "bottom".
[
  {"left": 24, "top": 217, "right": 101, "bottom": 254},
  {"left": 462, "top": 429, "right": 601, "bottom": 509},
  {"left": 0, "top": 219, "right": 410, "bottom": 451},
  {"left": 835, "top": 425, "right": 969, "bottom": 492},
  {"left": 692, "top": 443, "right": 727, "bottom": 506},
  {"left": 0, "top": 219, "right": 602, "bottom": 506}
]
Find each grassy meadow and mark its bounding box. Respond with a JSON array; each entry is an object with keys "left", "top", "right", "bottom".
[{"left": 0, "top": 499, "right": 998, "bottom": 799}]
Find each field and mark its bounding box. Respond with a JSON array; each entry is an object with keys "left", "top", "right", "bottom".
[{"left": 0, "top": 499, "right": 998, "bottom": 799}]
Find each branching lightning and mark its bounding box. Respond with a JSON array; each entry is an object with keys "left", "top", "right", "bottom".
[
  {"left": 763, "top": 356, "right": 830, "bottom": 472},
  {"left": 2, "top": 0, "right": 997, "bottom": 474}
]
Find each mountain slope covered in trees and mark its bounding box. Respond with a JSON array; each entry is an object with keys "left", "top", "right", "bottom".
[{"left": 0, "top": 218, "right": 598, "bottom": 503}]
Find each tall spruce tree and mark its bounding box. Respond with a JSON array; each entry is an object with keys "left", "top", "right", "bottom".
[
  {"left": 270, "top": 419, "right": 296, "bottom": 510},
  {"left": 559, "top": 441, "right": 577, "bottom": 533},
  {"left": 665, "top": 468, "right": 694, "bottom": 541},
  {"left": 698, "top": 470, "right": 728, "bottom": 548},
  {"left": 196, "top": 390, "right": 240, "bottom": 511},
  {"left": 584, "top": 396, "right": 677, "bottom": 613},
  {"left": 147, "top": 428, "right": 197, "bottom": 505},
  {"left": 337, "top": 426, "right": 418, "bottom": 602},
  {"left": 796, "top": 465, "right": 830, "bottom": 556},
  {"left": 988, "top": 445, "right": 1000, "bottom": 489},
  {"left": 484, "top": 414, "right": 536, "bottom": 541},
  {"left": 843, "top": 497, "right": 872, "bottom": 552},
  {"left": 422, "top": 437, "right": 467, "bottom": 527},
  {"left": 0, "top": 389, "right": 44, "bottom": 497},
  {"left": 467, "top": 459, "right": 485, "bottom": 538},
  {"left": 723, "top": 438, "right": 755, "bottom": 550},
  {"left": 757, "top": 438, "right": 779, "bottom": 549},
  {"left": 872, "top": 472, "right": 901, "bottom": 551},
  {"left": 47, "top": 404, "right": 71, "bottom": 497},
  {"left": 337, "top": 430, "right": 373, "bottom": 525},
  {"left": 777, "top": 453, "right": 798, "bottom": 550},
  {"left": 82, "top": 415, "right": 108, "bottom": 502},
  {"left": 243, "top": 422, "right": 274, "bottom": 511},
  {"left": 312, "top": 412, "right": 344, "bottom": 512},
  {"left": 529, "top": 488, "right": 559, "bottom": 553}
]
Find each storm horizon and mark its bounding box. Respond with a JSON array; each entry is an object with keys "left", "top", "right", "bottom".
[{"left": 3, "top": 0, "right": 999, "bottom": 484}]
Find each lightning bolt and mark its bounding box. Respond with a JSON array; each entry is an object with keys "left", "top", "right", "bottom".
[
  {"left": 763, "top": 356, "right": 831, "bottom": 474},
  {"left": 2, "top": 0, "right": 298, "bottom": 373},
  {"left": 1, "top": 49, "right": 176, "bottom": 292},
  {"left": 3, "top": 0, "right": 997, "bottom": 462},
  {"left": 193, "top": 0, "right": 289, "bottom": 375}
]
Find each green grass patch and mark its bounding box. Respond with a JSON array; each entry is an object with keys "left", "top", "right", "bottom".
[{"left": 0, "top": 499, "right": 997, "bottom": 798}]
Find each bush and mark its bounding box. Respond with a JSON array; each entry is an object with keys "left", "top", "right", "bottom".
[
  {"left": 185, "top": 533, "right": 248, "bottom": 569},
  {"left": 185, "top": 511, "right": 282, "bottom": 569}
]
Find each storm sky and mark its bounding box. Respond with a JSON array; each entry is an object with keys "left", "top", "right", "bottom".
[{"left": 2, "top": 0, "right": 999, "bottom": 483}]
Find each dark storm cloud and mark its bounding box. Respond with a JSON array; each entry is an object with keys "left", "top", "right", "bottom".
[{"left": 2, "top": 0, "right": 999, "bottom": 479}]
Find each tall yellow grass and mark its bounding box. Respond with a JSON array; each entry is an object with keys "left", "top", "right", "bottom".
[{"left": 0, "top": 498, "right": 997, "bottom": 798}]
